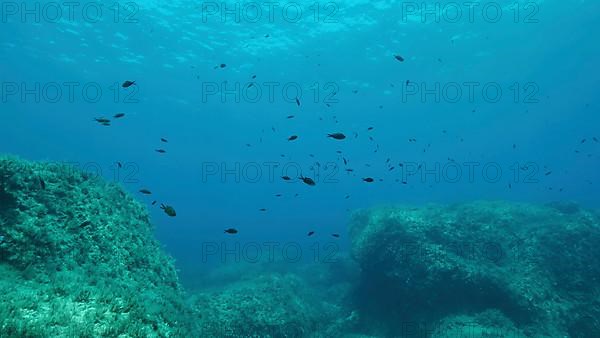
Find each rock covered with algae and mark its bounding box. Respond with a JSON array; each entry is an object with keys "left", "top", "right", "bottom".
[
  {"left": 348, "top": 201, "right": 600, "bottom": 337},
  {"left": 187, "top": 263, "right": 364, "bottom": 338},
  {"left": 0, "top": 156, "right": 193, "bottom": 336},
  {"left": 190, "top": 272, "right": 327, "bottom": 337}
]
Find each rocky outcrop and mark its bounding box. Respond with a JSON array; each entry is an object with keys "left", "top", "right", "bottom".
[
  {"left": 349, "top": 201, "right": 600, "bottom": 337},
  {"left": 0, "top": 156, "right": 193, "bottom": 336}
]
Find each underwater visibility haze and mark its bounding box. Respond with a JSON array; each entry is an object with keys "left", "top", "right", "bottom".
[{"left": 1, "top": 0, "right": 600, "bottom": 336}]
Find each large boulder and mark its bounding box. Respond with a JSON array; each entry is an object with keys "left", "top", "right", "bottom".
[
  {"left": 188, "top": 268, "right": 359, "bottom": 338},
  {"left": 0, "top": 156, "right": 193, "bottom": 336},
  {"left": 348, "top": 201, "right": 600, "bottom": 337}
]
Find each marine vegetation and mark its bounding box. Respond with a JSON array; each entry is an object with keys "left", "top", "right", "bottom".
[
  {"left": 0, "top": 156, "right": 194, "bottom": 336},
  {"left": 348, "top": 201, "right": 600, "bottom": 337}
]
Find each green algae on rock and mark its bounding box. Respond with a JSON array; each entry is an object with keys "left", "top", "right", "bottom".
[
  {"left": 190, "top": 273, "right": 320, "bottom": 337},
  {"left": 0, "top": 156, "right": 193, "bottom": 336},
  {"left": 348, "top": 201, "right": 600, "bottom": 337},
  {"left": 189, "top": 271, "right": 353, "bottom": 337}
]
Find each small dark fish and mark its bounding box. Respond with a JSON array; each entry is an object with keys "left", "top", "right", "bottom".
[
  {"left": 116, "top": 162, "right": 122, "bottom": 168},
  {"left": 344, "top": 194, "right": 350, "bottom": 199},
  {"left": 79, "top": 220, "right": 92, "bottom": 228},
  {"left": 367, "top": 127, "right": 374, "bottom": 131},
  {"left": 251, "top": 75, "right": 256, "bottom": 79},
  {"left": 139, "top": 189, "right": 152, "bottom": 195},
  {"left": 161, "top": 138, "right": 168, "bottom": 143},
  {"left": 160, "top": 204, "right": 177, "bottom": 217},
  {"left": 299, "top": 176, "right": 316, "bottom": 186},
  {"left": 363, "top": 177, "right": 374, "bottom": 183},
  {"left": 307, "top": 231, "right": 315, "bottom": 237},
  {"left": 295, "top": 97, "right": 301, "bottom": 106},
  {"left": 282, "top": 176, "right": 292, "bottom": 181},
  {"left": 288, "top": 135, "right": 298, "bottom": 141},
  {"left": 122, "top": 80, "right": 135, "bottom": 88},
  {"left": 259, "top": 208, "right": 267, "bottom": 212},
  {"left": 151, "top": 200, "right": 157, "bottom": 205},
  {"left": 327, "top": 133, "right": 346, "bottom": 140},
  {"left": 219, "top": 64, "right": 226, "bottom": 68},
  {"left": 39, "top": 177, "right": 46, "bottom": 190},
  {"left": 287, "top": 115, "right": 295, "bottom": 119},
  {"left": 394, "top": 55, "right": 405, "bottom": 62},
  {"left": 593, "top": 137, "right": 599, "bottom": 143},
  {"left": 275, "top": 194, "right": 282, "bottom": 197},
  {"left": 224, "top": 228, "right": 238, "bottom": 234},
  {"left": 545, "top": 171, "right": 552, "bottom": 176},
  {"left": 101, "top": 122, "right": 111, "bottom": 126},
  {"left": 94, "top": 118, "right": 110, "bottom": 123},
  {"left": 343, "top": 158, "right": 348, "bottom": 165},
  {"left": 155, "top": 149, "right": 167, "bottom": 153},
  {"left": 581, "top": 139, "right": 587, "bottom": 144},
  {"left": 113, "top": 113, "right": 125, "bottom": 118},
  {"left": 331, "top": 233, "right": 340, "bottom": 238}
]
